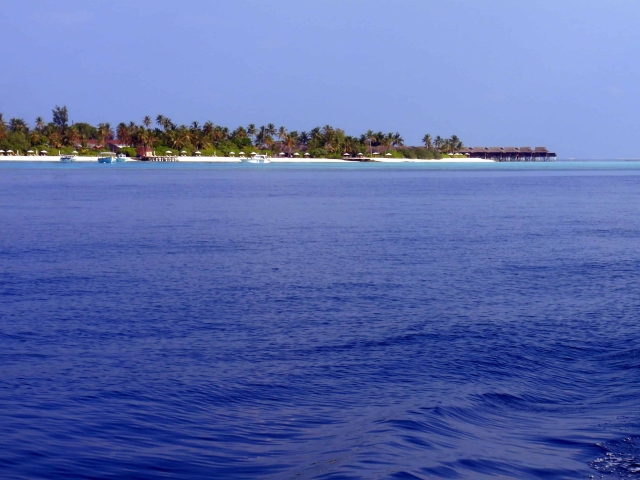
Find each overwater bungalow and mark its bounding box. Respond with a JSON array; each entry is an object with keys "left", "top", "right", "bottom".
[{"left": 458, "top": 146, "right": 556, "bottom": 161}]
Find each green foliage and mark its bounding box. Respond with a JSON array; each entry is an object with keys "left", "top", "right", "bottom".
[
  {"left": 119, "top": 147, "right": 137, "bottom": 157},
  {"left": 0, "top": 107, "right": 465, "bottom": 160},
  {"left": 52, "top": 105, "right": 69, "bottom": 129},
  {"left": 395, "top": 148, "right": 442, "bottom": 159},
  {"left": 74, "top": 122, "right": 97, "bottom": 139},
  {"left": 308, "top": 148, "right": 329, "bottom": 158},
  {"left": 0, "top": 132, "right": 30, "bottom": 153}
]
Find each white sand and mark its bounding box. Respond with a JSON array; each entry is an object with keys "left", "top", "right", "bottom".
[{"left": 0, "top": 156, "right": 495, "bottom": 163}]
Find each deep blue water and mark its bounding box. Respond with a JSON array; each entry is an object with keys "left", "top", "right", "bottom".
[{"left": 1, "top": 162, "right": 639, "bottom": 479}]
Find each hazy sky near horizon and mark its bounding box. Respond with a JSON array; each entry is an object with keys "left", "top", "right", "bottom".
[{"left": 1, "top": 0, "right": 639, "bottom": 158}]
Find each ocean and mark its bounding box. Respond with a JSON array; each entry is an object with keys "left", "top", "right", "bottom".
[{"left": 1, "top": 162, "right": 639, "bottom": 479}]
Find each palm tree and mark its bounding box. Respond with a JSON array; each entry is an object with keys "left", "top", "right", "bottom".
[
  {"left": 156, "top": 115, "right": 165, "bottom": 129},
  {"left": 48, "top": 131, "right": 62, "bottom": 148},
  {"left": 117, "top": 123, "right": 131, "bottom": 144},
  {"left": 278, "top": 126, "right": 287, "bottom": 142},
  {"left": 30, "top": 130, "right": 41, "bottom": 146},
  {"left": 393, "top": 132, "right": 404, "bottom": 147},
  {"left": 232, "top": 126, "right": 247, "bottom": 140},
  {"left": 247, "top": 124, "right": 257, "bottom": 145},
  {"left": 434, "top": 135, "right": 444, "bottom": 150},
  {"left": 9, "top": 118, "right": 29, "bottom": 135},
  {"left": 422, "top": 134, "right": 432, "bottom": 149},
  {"left": 143, "top": 116, "right": 152, "bottom": 129},
  {"left": 35, "top": 116, "right": 45, "bottom": 132},
  {"left": 449, "top": 135, "right": 463, "bottom": 153},
  {"left": 96, "top": 123, "right": 114, "bottom": 147},
  {"left": 266, "top": 123, "right": 276, "bottom": 139},
  {"left": 0, "top": 114, "right": 6, "bottom": 140},
  {"left": 284, "top": 133, "right": 297, "bottom": 155},
  {"left": 66, "top": 125, "right": 81, "bottom": 147}
]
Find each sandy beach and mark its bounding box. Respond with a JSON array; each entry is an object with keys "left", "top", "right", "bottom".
[{"left": 0, "top": 156, "right": 495, "bottom": 163}]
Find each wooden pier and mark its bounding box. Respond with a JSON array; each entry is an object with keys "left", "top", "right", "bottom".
[
  {"left": 140, "top": 156, "right": 179, "bottom": 162},
  {"left": 459, "top": 147, "right": 556, "bottom": 162}
]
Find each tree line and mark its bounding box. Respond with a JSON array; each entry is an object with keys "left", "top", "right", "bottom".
[{"left": 0, "top": 106, "right": 465, "bottom": 158}]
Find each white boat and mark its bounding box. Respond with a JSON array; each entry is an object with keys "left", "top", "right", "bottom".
[
  {"left": 60, "top": 154, "right": 76, "bottom": 163},
  {"left": 116, "top": 153, "right": 127, "bottom": 163},
  {"left": 244, "top": 154, "right": 271, "bottom": 164}
]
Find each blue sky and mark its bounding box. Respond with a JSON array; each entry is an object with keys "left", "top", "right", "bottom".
[{"left": 1, "top": 0, "right": 639, "bottom": 158}]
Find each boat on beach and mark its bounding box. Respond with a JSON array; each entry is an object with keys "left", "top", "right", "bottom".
[
  {"left": 116, "top": 153, "right": 127, "bottom": 162},
  {"left": 60, "top": 154, "right": 76, "bottom": 163},
  {"left": 98, "top": 152, "right": 116, "bottom": 163},
  {"left": 243, "top": 154, "right": 271, "bottom": 164}
]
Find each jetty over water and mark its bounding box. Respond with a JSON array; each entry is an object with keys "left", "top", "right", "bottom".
[
  {"left": 459, "top": 147, "right": 556, "bottom": 162},
  {"left": 140, "top": 155, "right": 179, "bottom": 162}
]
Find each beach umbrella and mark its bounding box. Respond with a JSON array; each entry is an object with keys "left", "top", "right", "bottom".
[
  {"left": 195, "top": 151, "right": 201, "bottom": 155},
  {"left": 251, "top": 152, "right": 257, "bottom": 155},
  {"left": 294, "top": 153, "right": 300, "bottom": 156},
  {"left": 279, "top": 152, "right": 285, "bottom": 156},
  {"left": 166, "top": 150, "right": 172, "bottom": 154},
  {"left": 239, "top": 151, "right": 245, "bottom": 155},
  {"left": 27, "top": 150, "right": 34, "bottom": 153},
  {"left": 372, "top": 152, "right": 379, "bottom": 155},
  {"left": 343, "top": 153, "right": 350, "bottom": 156},
  {"left": 72, "top": 150, "right": 78, "bottom": 154},
  {"left": 385, "top": 153, "right": 392, "bottom": 156},
  {"left": 357, "top": 152, "right": 364, "bottom": 156},
  {"left": 229, "top": 152, "right": 235, "bottom": 155},
  {"left": 304, "top": 153, "right": 310, "bottom": 156},
  {"left": 7, "top": 150, "right": 13, "bottom": 153},
  {"left": 0, "top": 150, "right": 4, "bottom": 153}
]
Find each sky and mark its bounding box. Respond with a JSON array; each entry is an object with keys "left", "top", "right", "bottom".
[{"left": 1, "top": 0, "right": 639, "bottom": 158}]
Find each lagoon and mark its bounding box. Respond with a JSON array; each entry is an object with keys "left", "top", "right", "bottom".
[{"left": 1, "top": 161, "right": 639, "bottom": 479}]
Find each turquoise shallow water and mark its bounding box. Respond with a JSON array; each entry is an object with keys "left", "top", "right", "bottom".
[{"left": 1, "top": 161, "right": 639, "bottom": 479}]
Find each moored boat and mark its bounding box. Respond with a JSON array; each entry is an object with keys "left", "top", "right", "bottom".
[
  {"left": 98, "top": 152, "right": 116, "bottom": 163},
  {"left": 116, "top": 153, "right": 127, "bottom": 162},
  {"left": 60, "top": 154, "right": 76, "bottom": 163},
  {"left": 244, "top": 154, "right": 271, "bottom": 164}
]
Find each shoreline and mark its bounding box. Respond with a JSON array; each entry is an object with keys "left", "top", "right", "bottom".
[{"left": 0, "top": 156, "right": 496, "bottom": 163}]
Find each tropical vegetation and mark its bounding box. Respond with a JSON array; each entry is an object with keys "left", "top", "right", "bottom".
[{"left": 0, "top": 106, "right": 465, "bottom": 159}]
